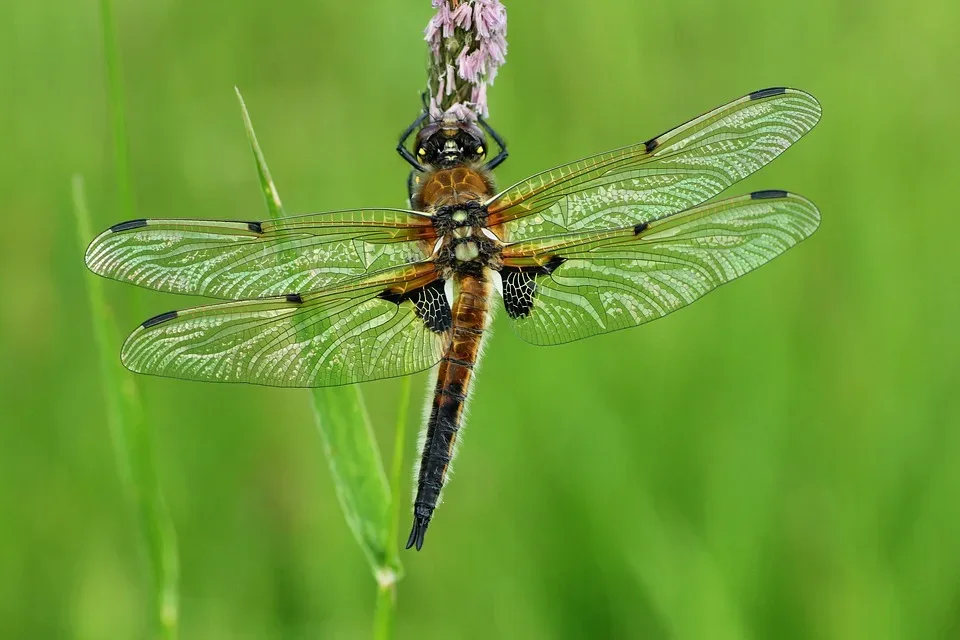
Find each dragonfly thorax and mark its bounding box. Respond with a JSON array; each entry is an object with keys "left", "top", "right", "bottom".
[{"left": 432, "top": 202, "right": 502, "bottom": 276}]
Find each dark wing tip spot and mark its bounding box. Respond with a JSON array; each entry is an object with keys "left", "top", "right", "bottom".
[
  {"left": 749, "top": 87, "right": 787, "bottom": 100},
  {"left": 644, "top": 138, "right": 659, "bottom": 153},
  {"left": 110, "top": 219, "right": 148, "bottom": 233},
  {"left": 248, "top": 221, "right": 263, "bottom": 233},
  {"left": 285, "top": 293, "right": 304, "bottom": 304},
  {"left": 142, "top": 310, "right": 178, "bottom": 329},
  {"left": 633, "top": 222, "right": 649, "bottom": 235},
  {"left": 751, "top": 189, "right": 789, "bottom": 200}
]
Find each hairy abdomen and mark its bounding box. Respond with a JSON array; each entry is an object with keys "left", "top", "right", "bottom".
[{"left": 407, "top": 271, "right": 492, "bottom": 550}]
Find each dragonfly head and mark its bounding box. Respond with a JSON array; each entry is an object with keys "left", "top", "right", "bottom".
[{"left": 414, "top": 117, "right": 488, "bottom": 170}]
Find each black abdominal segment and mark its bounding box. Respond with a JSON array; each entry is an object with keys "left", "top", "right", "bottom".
[
  {"left": 378, "top": 279, "right": 452, "bottom": 334},
  {"left": 499, "top": 255, "right": 566, "bottom": 319},
  {"left": 408, "top": 375, "right": 464, "bottom": 551}
]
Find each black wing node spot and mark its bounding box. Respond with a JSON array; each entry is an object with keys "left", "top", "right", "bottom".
[
  {"left": 247, "top": 221, "right": 263, "bottom": 233},
  {"left": 751, "top": 190, "right": 788, "bottom": 200},
  {"left": 285, "top": 293, "right": 304, "bottom": 304},
  {"left": 378, "top": 279, "right": 452, "bottom": 334},
  {"left": 110, "top": 219, "right": 148, "bottom": 233},
  {"left": 500, "top": 255, "right": 566, "bottom": 319},
  {"left": 633, "top": 221, "right": 649, "bottom": 235},
  {"left": 644, "top": 137, "right": 659, "bottom": 154},
  {"left": 142, "top": 310, "right": 178, "bottom": 329},
  {"left": 749, "top": 87, "right": 787, "bottom": 100}
]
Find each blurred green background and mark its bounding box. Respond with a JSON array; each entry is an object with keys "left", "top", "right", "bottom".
[{"left": 3, "top": 0, "right": 960, "bottom": 638}]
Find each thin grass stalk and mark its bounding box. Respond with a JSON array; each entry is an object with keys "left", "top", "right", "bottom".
[
  {"left": 73, "top": 177, "right": 180, "bottom": 639},
  {"left": 373, "top": 374, "right": 413, "bottom": 640},
  {"left": 96, "top": 1, "right": 180, "bottom": 635},
  {"left": 234, "top": 90, "right": 404, "bottom": 632},
  {"left": 98, "top": 0, "right": 134, "bottom": 219}
]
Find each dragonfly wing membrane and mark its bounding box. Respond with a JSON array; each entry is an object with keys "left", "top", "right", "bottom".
[
  {"left": 85, "top": 209, "right": 434, "bottom": 299},
  {"left": 499, "top": 191, "right": 820, "bottom": 345},
  {"left": 487, "top": 88, "right": 821, "bottom": 243},
  {"left": 121, "top": 264, "right": 451, "bottom": 387}
]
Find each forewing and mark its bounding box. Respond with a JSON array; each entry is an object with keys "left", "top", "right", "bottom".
[
  {"left": 121, "top": 263, "right": 451, "bottom": 387},
  {"left": 498, "top": 191, "right": 820, "bottom": 345},
  {"left": 85, "top": 209, "right": 435, "bottom": 299},
  {"left": 487, "top": 88, "right": 820, "bottom": 243}
]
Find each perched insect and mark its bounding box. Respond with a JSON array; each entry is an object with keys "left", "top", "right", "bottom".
[{"left": 85, "top": 87, "right": 821, "bottom": 550}]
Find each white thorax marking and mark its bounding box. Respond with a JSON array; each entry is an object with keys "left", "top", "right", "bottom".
[{"left": 454, "top": 241, "right": 480, "bottom": 262}]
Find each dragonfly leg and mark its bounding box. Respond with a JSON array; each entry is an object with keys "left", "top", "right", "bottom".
[
  {"left": 397, "top": 111, "right": 428, "bottom": 172},
  {"left": 479, "top": 116, "right": 509, "bottom": 171},
  {"left": 406, "top": 170, "right": 417, "bottom": 204}
]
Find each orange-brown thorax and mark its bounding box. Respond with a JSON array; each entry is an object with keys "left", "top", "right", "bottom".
[{"left": 413, "top": 166, "right": 494, "bottom": 211}]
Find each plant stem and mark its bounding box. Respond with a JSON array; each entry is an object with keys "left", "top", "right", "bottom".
[
  {"left": 373, "top": 375, "right": 413, "bottom": 640},
  {"left": 73, "top": 178, "right": 180, "bottom": 640},
  {"left": 99, "top": 0, "right": 134, "bottom": 219},
  {"left": 235, "top": 88, "right": 400, "bottom": 635},
  {"left": 95, "top": 1, "right": 180, "bottom": 635}
]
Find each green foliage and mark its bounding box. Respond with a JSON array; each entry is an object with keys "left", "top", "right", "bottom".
[
  {"left": 4, "top": 0, "right": 960, "bottom": 638},
  {"left": 236, "top": 90, "right": 403, "bottom": 636},
  {"left": 64, "top": 1, "right": 183, "bottom": 637},
  {"left": 73, "top": 175, "right": 179, "bottom": 639}
]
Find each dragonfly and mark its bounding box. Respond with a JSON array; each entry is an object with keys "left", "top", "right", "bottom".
[{"left": 85, "top": 87, "right": 821, "bottom": 551}]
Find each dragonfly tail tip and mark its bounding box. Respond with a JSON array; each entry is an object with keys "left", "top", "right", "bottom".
[{"left": 405, "top": 515, "right": 430, "bottom": 551}]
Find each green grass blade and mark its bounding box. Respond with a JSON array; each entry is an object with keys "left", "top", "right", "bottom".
[
  {"left": 95, "top": 1, "right": 180, "bottom": 635},
  {"left": 235, "top": 87, "right": 285, "bottom": 218},
  {"left": 312, "top": 387, "right": 393, "bottom": 571},
  {"left": 73, "top": 176, "right": 180, "bottom": 639},
  {"left": 373, "top": 374, "right": 413, "bottom": 640},
  {"left": 235, "top": 89, "right": 399, "bottom": 581},
  {"left": 99, "top": 0, "right": 134, "bottom": 220}
]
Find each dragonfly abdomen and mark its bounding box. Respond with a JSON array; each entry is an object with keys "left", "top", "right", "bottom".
[{"left": 407, "top": 271, "right": 492, "bottom": 551}]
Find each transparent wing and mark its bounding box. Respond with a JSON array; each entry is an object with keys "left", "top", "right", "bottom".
[
  {"left": 85, "top": 208, "right": 436, "bottom": 299},
  {"left": 498, "top": 191, "right": 820, "bottom": 345},
  {"left": 121, "top": 263, "right": 450, "bottom": 387},
  {"left": 486, "top": 88, "right": 820, "bottom": 243}
]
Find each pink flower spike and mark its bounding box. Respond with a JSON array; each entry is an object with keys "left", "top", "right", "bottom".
[
  {"left": 445, "top": 64, "right": 456, "bottom": 95},
  {"left": 424, "top": 16, "right": 440, "bottom": 44},
  {"left": 457, "top": 45, "right": 483, "bottom": 83},
  {"left": 438, "top": 2, "right": 456, "bottom": 39},
  {"left": 471, "top": 83, "right": 489, "bottom": 117},
  {"left": 452, "top": 2, "right": 473, "bottom": 31},
  {"left": 474, "top": 3, "right": 489, "bottom": 38},
  {"left": 435, "top": 75, "right": 445, "bottom": 105},
  {"left": 474, "top": 0, "right": 507, "bottom": 40},
  {"left": 446, "top": 102, "right": 477, "bottom": 123},
  {"left": 429, "top": 96, "right": 443, "bottom": 121},
  {"left": 480, "top": 35, "right": 506, "bottom": 68},
  {"left": 425, "top": 0, "right": 507, "bottom": 117}
]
